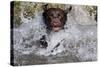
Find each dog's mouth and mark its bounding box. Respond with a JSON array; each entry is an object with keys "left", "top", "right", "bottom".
[
  {"left": 51, "top": 21, "right": 62, "bottom": 27},
  {"left": 52, "top": 22, "right": 61, "bottom": 26},
  {"left": 50, "top": 22, "right": 62, "bottom": 32},
  {"left": 52, "top": 27, "right": 61, "bottom": 32}
]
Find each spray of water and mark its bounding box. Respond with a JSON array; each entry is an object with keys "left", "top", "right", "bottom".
[{"left": 13, "top": 6, "right": 97, "bottom": 65}]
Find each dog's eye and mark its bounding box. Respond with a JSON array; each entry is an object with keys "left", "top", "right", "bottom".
[
  {"left": 58, "top": 14, "right": 61, "bottom": 16},
  {"left": 49, "top": 13, "right": 53, "bottom": 16}
]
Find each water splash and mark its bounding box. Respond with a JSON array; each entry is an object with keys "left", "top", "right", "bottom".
[{"left": 13, "top": 6, "right": 97, "bottom": 65}]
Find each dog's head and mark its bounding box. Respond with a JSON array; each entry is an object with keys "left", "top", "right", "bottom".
[{"left": 43, "top": 6, "right": 72, "bottom": 32}]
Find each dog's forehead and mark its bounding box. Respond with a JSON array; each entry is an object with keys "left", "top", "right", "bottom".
[{"left": 47, "top": 8, "right": 64, "bottom": 13}]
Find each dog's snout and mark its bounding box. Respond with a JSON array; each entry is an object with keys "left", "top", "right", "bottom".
[
  {"left": 52, "top": 18, "right": 59, "bottom": 22},
  {"left": 53, "top": 15, "right": 58, "bottom": 18},
  {"left": 43, "top": 8, "right": 67, "bottom": 32}
]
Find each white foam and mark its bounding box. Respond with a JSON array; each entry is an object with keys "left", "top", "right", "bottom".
[{"left": 13, "top": 6, "right": 97, "bottom": 61}]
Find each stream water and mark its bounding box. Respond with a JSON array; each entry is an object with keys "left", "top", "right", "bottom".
[{"left": 12, "top": 6, "right": 97, "bottom": 66}]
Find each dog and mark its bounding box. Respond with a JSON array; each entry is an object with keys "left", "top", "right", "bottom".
[
  {"left": 39, "top": 6, "right": 72, "bottom": 48},
  {"left": 43, "top": 6, "right": 72, "bottom": 32}
]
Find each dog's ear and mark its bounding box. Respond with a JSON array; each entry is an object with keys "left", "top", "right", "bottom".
[
  {"left": 43, "top": 4, "right": 48, "bottom": 19},
  {"left": 64, "top": 6, "right": 72, "bottom": 14},
  {"left": 42, "top": 5, "right": 48, "bottom": 26},
  {"left": 43, "top": 4, "right": 48, "bottom": 11}
]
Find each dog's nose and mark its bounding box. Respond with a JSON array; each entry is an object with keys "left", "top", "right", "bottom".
[
  {"left": 53, "top": 16, "right": 58, "bottom": 18},
  {"left": 52, "top": 18, "right": 60, "bottom": 23},
  {"left": 53, "top": 13, "right": 57, "bottom": 18}
]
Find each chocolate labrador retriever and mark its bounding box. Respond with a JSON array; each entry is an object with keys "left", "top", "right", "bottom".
[
  {"left": 43, "top": 6, "right": 72, "bottom": 32},
  {"left": 39, "top": 6, "right": 72, "bottom": 48}
]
